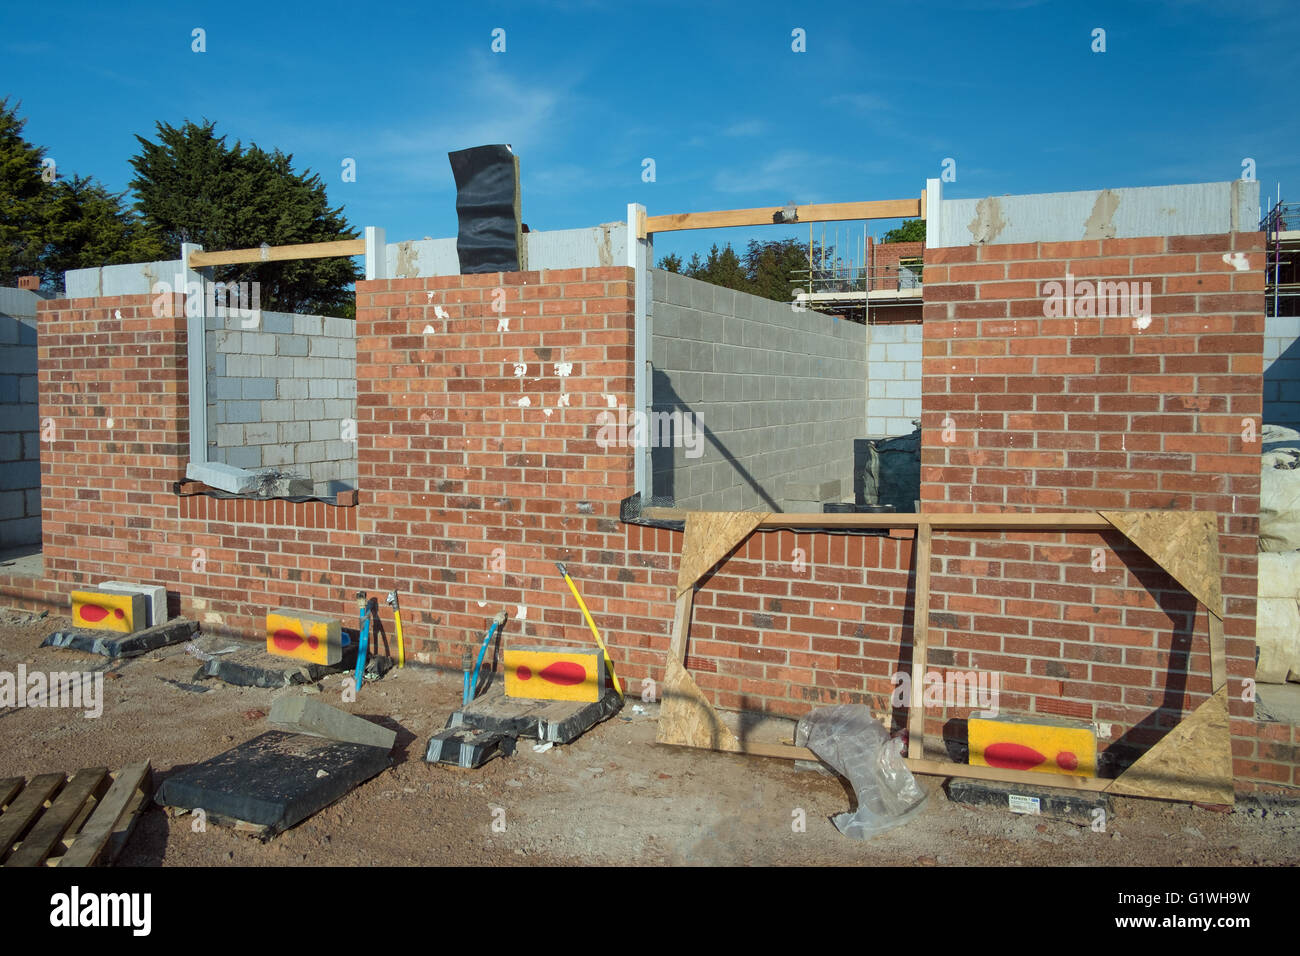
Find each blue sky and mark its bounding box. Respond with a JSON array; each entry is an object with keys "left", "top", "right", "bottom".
[{"left": 3, "top": 0, "right": 1297, "bottom": 265}]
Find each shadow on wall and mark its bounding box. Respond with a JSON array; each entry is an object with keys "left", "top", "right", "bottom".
[
  {"left": 1265, "top": 333, "right": 1300, "bottom": 431},
  {"left": 650, "top": 369, "right": 780, "bottom": 511}
]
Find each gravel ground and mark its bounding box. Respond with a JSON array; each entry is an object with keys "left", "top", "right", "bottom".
[{"left": 1, "top": 610, "right": 1297, "bottom": 867}]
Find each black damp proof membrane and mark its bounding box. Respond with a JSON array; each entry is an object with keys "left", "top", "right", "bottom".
[
  {"left": 448, "top": 144, "right": 521, "bottom": 274},
  {"left": 155, "top": 731, "right": 391, "bottom": 833}
]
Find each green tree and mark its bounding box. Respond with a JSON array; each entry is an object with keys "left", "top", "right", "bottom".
[
  {"left": 0, "top": 98, "right": 167, "bottom": 292},
  {"left": 881, "top": 218, "right": 926, "bottom": 243},
  {"left": 130, "top": 120, "right": 360, "bottom": 316},
  {"left": 38, "top": 175, "right": 167, "bottom": 288},
  {"left": 742, "top": 238, "right": 811, "bottom": 302},
  {"left": 658, "top": 252, "right": 683, "bottom": 273},
  {"left": 0, "top": 98, "right": 53, "bottom": 284}
]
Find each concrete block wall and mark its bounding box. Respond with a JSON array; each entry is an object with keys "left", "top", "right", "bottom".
[
  {"left": 649, "top": 268, "right": 866, "bottom": 511},
  {"left": 865, "top": 322, "right": 923, "bottom": 436},
  {"left": 1263, "top": 313, "right": 1300, "bottom": 429},
  {"left": 206, "top": 309, "right": 357, "bottom": 493},
  {"left": 0, "top": 287, "right": 41, "bottom": 548}
]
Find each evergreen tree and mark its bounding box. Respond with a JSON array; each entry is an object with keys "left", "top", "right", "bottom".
[{"left": 130, "top": 120, "right": 360, "bottom": 316}]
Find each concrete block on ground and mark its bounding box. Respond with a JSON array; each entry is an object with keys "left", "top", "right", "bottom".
[
  {"left": 269, "top": 695, "right": 395, "bottom": 750},
  {"left": 266, "top": 608, "right": 345, "bottom": 665},
  {"left": 71, "top": 589, "right": 146, "bottom": 633},
  {"left": 503, "top": 645, "right": 605, "bottom": 702},
  {"left": 968, "top": 715, "right": 1098, "bottom": 778},
  {"left": 944, "top": 777, "right": 1111, "bottom": 826},
  {"left": 42, "top": 617, "right": 198, "bottom": 659},
  {"left": 425, "top": 726, "right": 516, "bottom": 769},
  {"left": 155, "top": 730, "right": 392, "bottom": 833},
  {"left": 99, "top": 581, "right": 167, "bottom": 628}
]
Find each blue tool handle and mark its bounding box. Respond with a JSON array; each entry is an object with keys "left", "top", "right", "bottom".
[
  {"left": 468, "top": 618, "right": 504, "bottom": 702},
  {"left": 353, "top": 608, "right": 370, "bottom": 695}
]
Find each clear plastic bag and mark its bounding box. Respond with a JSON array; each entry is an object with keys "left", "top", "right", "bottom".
[{"left": 795, "top": 704, "right": 928, "bottom": 839}]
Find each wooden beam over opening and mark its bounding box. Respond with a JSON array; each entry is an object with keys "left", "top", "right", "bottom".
[
  {"left": 188, "top": 238, "right": 365, "bottom": 269},
  {"left": 642, "top": 199, "right": 922, "bottom": 238}
]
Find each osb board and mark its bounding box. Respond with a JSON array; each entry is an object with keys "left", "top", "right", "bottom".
[
  {"left": 676, "top": 511, "right": 769, "bottom": 597},
  {"left": 1106, "top": 688, "right": 1233, "bottom": 805},
  {"left": 657, "top": 590, "right": 741, "bottom": 752},
  {"left": 654, "top": 509, "right": 1233, "bottom": 804},
  {"left": 656, "top": 658, "right": 741, "bottom": 753},
  {"left": 1100, "top": 511, "right": 1222, "bottom": 618}
]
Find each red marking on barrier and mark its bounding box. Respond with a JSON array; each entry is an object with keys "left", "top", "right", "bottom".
[
  {"left": 114, "top": 608, "right": 124, "bottom": 619},
  {"left": 517, "top": 665, "right": 532, "bottom": 680},
  {"left": 1055, "top": 751, "right": 1078, "bottom": 771},
  {"left": 539, "top": 661, "right": 586, "bottom": 686},
  {"left": 272, "top": 629, "right": 303, "bottom": 652},
  {"left": 80, "top": 605, "right": 108, "bottom": 623},
  {"left": 984, "top": 742, "right": 1046, "bottom": 771}
]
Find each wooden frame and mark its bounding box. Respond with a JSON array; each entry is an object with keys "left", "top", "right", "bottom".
[
  {"left": 640, "top": 199, "right": 922, "bottom": 239},
  {"left": 188, "top": 238, "right": 365, "bottom": 269},
  {"left": 652, "top": 509, "right": 1234, "bottom": 804}
]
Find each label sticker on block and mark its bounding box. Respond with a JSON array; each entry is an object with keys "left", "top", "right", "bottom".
[
  {"left": 968, "top": 716, "right": 1098, "bottom": 778},
  {"left": 1008, "top": 794, "right": 1041, "bottom": 815},
  {"left": 503, "top": 646, "right": 605, "bottom": 702},
  {"left": 72, "top": 590, "right": 145, "bottom": 634},
  {"left": 267, "top": 609, "right": 343, "bottom": 665}
]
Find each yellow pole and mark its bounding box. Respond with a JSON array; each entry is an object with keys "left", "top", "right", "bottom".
[
  {"left": 556, "top": 563, "right": 623, "bottom": 698},
  {"left": 386, "top": 590, "right": 406, "bottom": 668},
  {"left": 393, "top": 608, "right": 405, "bottom": 669}
]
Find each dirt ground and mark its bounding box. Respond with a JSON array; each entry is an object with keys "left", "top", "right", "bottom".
[{"left": 1, "top": 609, "right": 1297, "bottom": 867}]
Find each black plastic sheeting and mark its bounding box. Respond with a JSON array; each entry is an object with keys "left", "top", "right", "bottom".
[{"left": 448, "top": 144, "right": 522, "bottom": 274}]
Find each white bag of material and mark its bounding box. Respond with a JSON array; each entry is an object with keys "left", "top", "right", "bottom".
[
  {"left": 1256, "top": 551, "right": 1300, "bottom": 683},
  {"left": 1260, "top": 425, "right": 1300, "bottom": 553},
  {"left": 795, "top": 704, "right": 927, "bottom": 839}
]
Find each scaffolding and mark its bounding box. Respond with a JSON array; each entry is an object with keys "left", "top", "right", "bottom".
[
  {"left": 1260, "top": 197, "right": 1300, "bottom": 318},
  {"left": 788, "top": 223, "right": 924, "bottom": 320}
]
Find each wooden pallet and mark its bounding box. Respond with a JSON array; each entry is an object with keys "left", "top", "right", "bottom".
[{"left": 0, "top": 761, "right": 152, "bottom": 867}]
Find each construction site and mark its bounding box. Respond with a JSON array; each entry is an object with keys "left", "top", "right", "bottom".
[{"left": 1, "top": 145, "right": 1299, "bottom": 883}]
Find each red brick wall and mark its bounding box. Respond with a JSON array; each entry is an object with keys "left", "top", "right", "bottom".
[
  {"left": 1, "top": 249, "right": 1294, "bottom": 796},
  {"left": 920, "top": 233, "right": 1288, "bottom": 792},
  {"left": 351, "top": 268, "right": 643, "bottom": 662}
]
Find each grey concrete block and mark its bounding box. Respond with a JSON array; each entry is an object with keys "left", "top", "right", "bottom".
[
  {"left": 277, "top": 336, "right": 309, "bottom": 357},
  {"left": 268, "top": 695, "right": 395, "bottom": 750},
  {"left": 261, "top": 312, "right": 294, "bottom": 335},
  {"left": 222, "top": 444, "right": 261, "bottom": 470},
  {"left": 0, "top": 489, "right": 23, "bottom": 520},
  {"left": 309, "top": 337, "right": 340, "bottom": 358},
  {"left": 278, "top": 378, "right": 309, "bottom": 400},
  {"left": 244, "top": 422, "right": 277, "bottom": 445},
  {"left": 0, "top": 460, "right": 38, "bottom": 490},
  {"left": 308, "top": 378, "right": 338, "bottom": 399},
  {"left": 100, "top": 581, "right": 168, "bottom": 628},
  {"left": 293, "top": 314, "right": 324, "bottom": 337},
  {"left": 216, "top": 423, "right": 244, "bottom": 446},
  {"left": 280, "top": 421, "right": 309, "bottom": 443},
  {"left": 224, "top": 401, "right": 261, "bottom": 424},
  {"left": 242, "top": 377, "right": 277, "bottom": 400},
  {"left": 260, "top": 399, "right": 293, "bottom": 421},
  {"left": 322, "top": 317, "right": 353, "bottom": 339}
]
